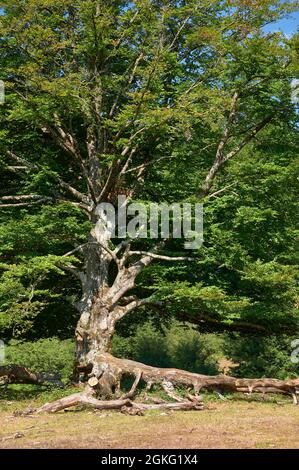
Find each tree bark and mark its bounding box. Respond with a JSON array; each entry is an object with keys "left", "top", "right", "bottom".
[
  {"left": 72, "top": 211, "right": 160, "bottom": 385},
  {"left": 37, "top": 394, "right": 132, "bottom": 414},
  {"left": 89, "top": 353, "right": 299, "bottom": 399}
]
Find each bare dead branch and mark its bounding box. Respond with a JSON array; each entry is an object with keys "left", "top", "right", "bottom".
[
  {"left": 115, "top": 298, "right": 164, "bottom": 318},
  {"left": 6, "top": 151, "right": 39, "bottom": 170},
  {"left": 169, "top": 16, "right": 190, "bottom": 50},
  {"left": 0, "top": 198, "right": 50, "bottom": 208},
  {"left": 207, "top": 183, "right": 237, "bottom": 199},
  {"left": 0, "top": 194, "right": 49, "bottom": 202},
  {"left": 121, "top": 155, "right": 173, "bottom": 175},
  {"left": 127, "top": 251, "right": 193, "bottom": 261}
]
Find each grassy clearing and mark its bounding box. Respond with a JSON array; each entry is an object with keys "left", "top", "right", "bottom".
[{"left": 0, "top": 388, "right": 298, "bottom": 449}]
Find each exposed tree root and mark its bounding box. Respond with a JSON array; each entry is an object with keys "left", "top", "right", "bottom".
[
  {"left": 34, "top": 382, "right": 203, "bottom": 414},
  {"left": 37, "top": 393, "right": 133, "bottom": 414}
]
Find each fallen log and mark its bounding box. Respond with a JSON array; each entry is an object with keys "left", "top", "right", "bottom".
[
  {"left": 87, "top": 353, "right": 299, "bottom": 404},
  {"left": 33, "top": 353, "right": 299, "bottom": 413},
  {"left": 0, "top": 364, "right": 63, "bottom": 387},
  {"left": 121, "top": 399, "right": 204, "bottom": 415},
  {"left": 4, "top": 354, "right": 299, "bottom": 414},
  {"left": 0, "top": 365, "right": 40, "bottom": 385}
]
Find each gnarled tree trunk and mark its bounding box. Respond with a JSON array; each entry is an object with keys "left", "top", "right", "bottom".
[
  {"left": 59, "top": 213, "right": 299, "bottom": 409},
  {"left": 72, "top": 214, "right": 155, "bottom": 392}
]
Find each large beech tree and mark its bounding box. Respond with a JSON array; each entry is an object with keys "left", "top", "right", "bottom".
[{"left": 0, "top": 0, "right": 299, "bottom": 409}]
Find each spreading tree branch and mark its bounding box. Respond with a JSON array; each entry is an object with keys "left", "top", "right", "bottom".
[
  {"left": 200, "top": 110, "right": 272, "bottom": 197},
  {"left": 5, "top": 151, "right": 91, "bottom": 207}
]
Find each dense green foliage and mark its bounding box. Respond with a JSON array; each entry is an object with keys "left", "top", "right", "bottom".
[
  {"left": 113, "top": 321, "right": 299, "bottom": 379},
  {"left": 0, "top": 1, "right": 298, "bottom": 381}
]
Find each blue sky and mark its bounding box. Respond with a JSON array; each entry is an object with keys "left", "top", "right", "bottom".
[{"left": 264, "top": 10, "right": 299, "bottom": 35}]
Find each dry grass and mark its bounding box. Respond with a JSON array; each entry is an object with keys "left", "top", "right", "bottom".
[{"left": 0, "top": 399, "right": 299, "bottom": 449}]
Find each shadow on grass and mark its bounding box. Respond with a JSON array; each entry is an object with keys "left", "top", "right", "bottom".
[
  {"left": 0, "top": 383, "right": 79, "bottom": 409},
  {"left": 0, "top": 384, "right": 48, "bottom": 401}
]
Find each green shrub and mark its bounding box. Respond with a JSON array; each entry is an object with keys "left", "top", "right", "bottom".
[
  {"left": 112, "top": 320, "right": 224, "bottom": 374},
  {"left": 112, "top": 321, "right": 168, "bottom": 367},
  {"left": 166, "top": 323, "right": 224, "bottom": 375},
  {"left": 134, "top": 322, "right": 169, "bottom": 367},
  {"left": 113, "top": 320, "right": 298, "bottom": 379},
  {"left": 225, "top": 334, "right": 299, "bottom": 380}
]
